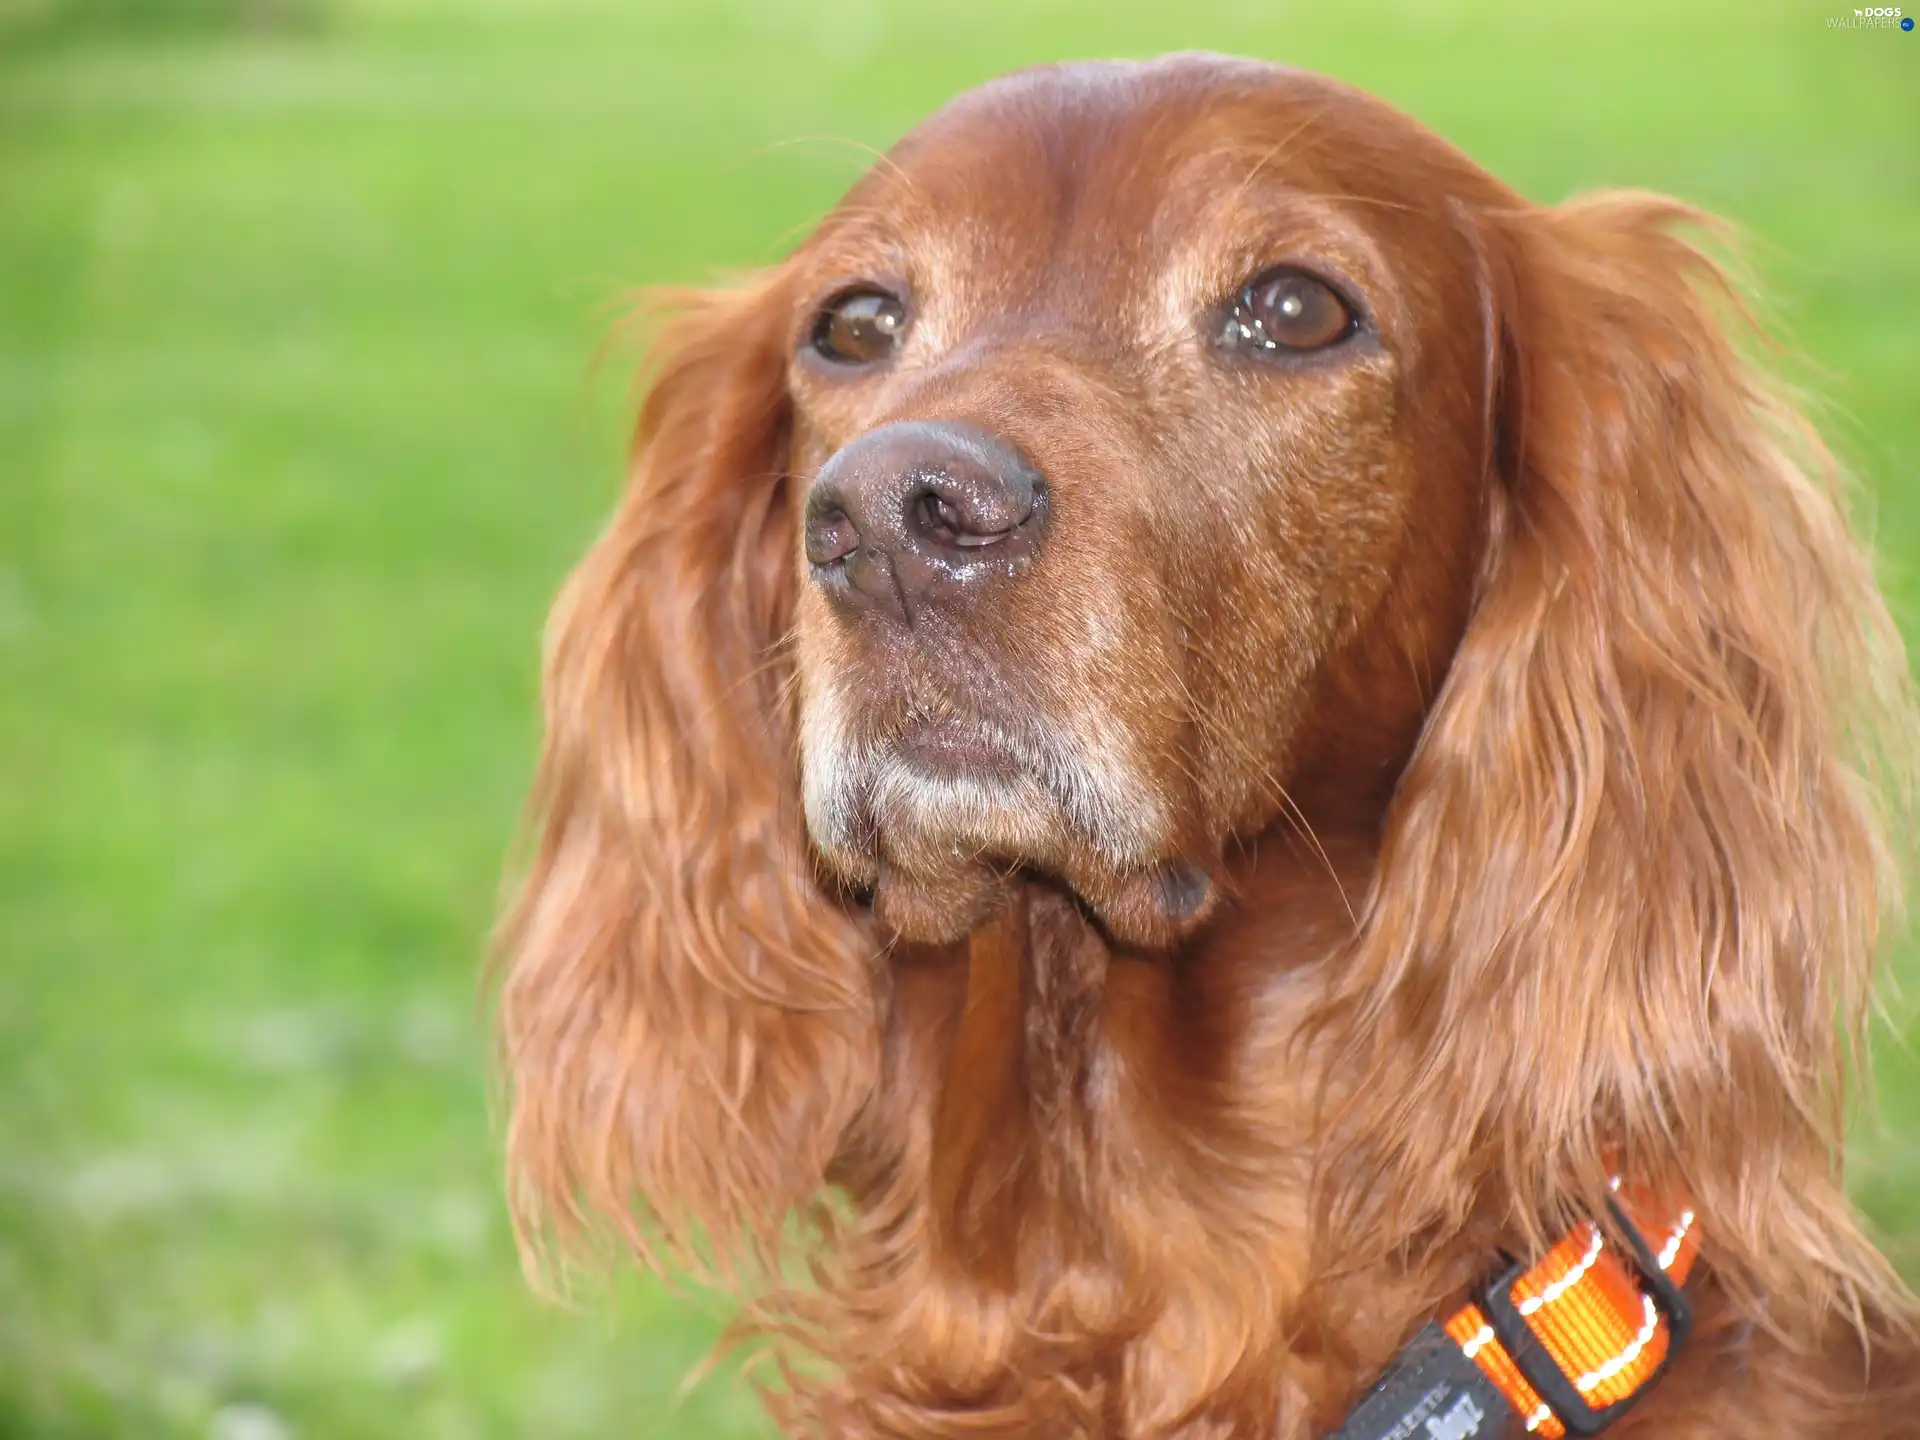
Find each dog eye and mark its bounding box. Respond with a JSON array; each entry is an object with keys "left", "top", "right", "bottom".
[
  {"left": 1228, "top": 269, "right": 1356, "bottom": 353},
  {"left": 811, "top": 289, "right": 908, "bottom": 365}
]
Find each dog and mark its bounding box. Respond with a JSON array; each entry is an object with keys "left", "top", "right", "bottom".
[{"left": 497, "top": 54, "right": 1920, "bottom": 1438}]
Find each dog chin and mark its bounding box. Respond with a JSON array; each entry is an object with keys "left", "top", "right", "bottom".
[
  {"left": 859, "top": 850, "right": 1219, "bottom": 949},
  {"left": 809, "top": 751, "right": 1073, "bottom": 891},
  {"left": 802, "top": 771, "right": 1044, "bottom": 952},
  {"left": 869, "top": 859, "right": 1014, "bottom": 944},
  {"left": 803, "top": 743, "right": 1213, "bottom": 948}
]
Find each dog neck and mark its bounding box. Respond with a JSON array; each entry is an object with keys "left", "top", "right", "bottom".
[{"left": 830, "top": 822, "right": 1411, "bottom": 1419}]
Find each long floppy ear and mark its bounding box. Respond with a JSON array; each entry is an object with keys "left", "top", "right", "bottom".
[
  {"left": 1322, "top": 194, "right": 1916, "bottom": 1334},
  {"left": 497, "top": 278, "right": 880, "bottom": 1283}
]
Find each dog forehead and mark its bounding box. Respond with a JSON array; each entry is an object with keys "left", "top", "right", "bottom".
[
  {"left": 989, "top": 63, "right": 1444, "bottom": 181},
  {"left": 898, "top": 54, "right": 1402, "bottom": 168},
  {"left": 813, "top": 56, "right": 1481, "bottom": 290}
]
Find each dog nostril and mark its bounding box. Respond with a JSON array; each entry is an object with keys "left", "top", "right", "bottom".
[
  {"left": 913, "top": 487, "right": 1026, "bottom": 550},
  {"left": 918, "top": 491, "right": 1003, "bottom": 548},
  {"left": 807, "top": 508, "right": 861, "bottom": 566},
  {"left": 921, "top": 493, "right": 961, "bottom": 540}
]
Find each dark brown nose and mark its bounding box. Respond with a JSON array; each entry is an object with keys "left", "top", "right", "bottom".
[{"left": 804, "top": 421, "right": 1049, "bottom": 623}]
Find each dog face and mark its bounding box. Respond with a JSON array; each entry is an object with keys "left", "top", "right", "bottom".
[{"left": 786, "top": 58, "right": 1498, "bottom": 945}]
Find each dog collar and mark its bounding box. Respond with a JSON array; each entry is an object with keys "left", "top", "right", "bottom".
[{"left": 1329, "top": 1181, "right": 1700, "bottom": 1439}]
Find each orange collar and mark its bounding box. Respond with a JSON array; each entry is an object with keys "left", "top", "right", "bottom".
[
  {"left": 1442, "top": 1180, "right": 1700, "bottom": 1436},
  {"left": 1333, "top": 1180, "right": 1700, "bottom": 1440}
]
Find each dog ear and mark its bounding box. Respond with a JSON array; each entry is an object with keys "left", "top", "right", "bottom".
[
  {"left": 497, "top": 277, "right": 880, "bottom": 1284},
  {"left": 1321, "top": 194, "right": 1916, "bottom": 1335}
]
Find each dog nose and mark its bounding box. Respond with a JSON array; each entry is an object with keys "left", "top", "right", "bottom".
[{"left": 804, "top": 421, "right": 1049, "bottom": 622}]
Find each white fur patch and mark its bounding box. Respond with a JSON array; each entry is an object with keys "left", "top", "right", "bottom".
[{"left": 798, "top": 676, "right": 1168, "bottom": 874}]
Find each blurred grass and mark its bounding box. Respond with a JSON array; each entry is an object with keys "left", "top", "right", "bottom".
[{"left": 1, "top": 1, "right": 1916, "bottom": 1436}]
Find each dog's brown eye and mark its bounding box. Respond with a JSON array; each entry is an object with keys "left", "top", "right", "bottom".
[
  {"left": 811, "top": 290, "right": 908, "bottom": 365},
  {"left": 1231, "top": 269, "right": 1355, "bottom": 353}
]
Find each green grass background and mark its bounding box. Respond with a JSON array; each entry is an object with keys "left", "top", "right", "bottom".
[{"left": 1, "top": 0, "right": 1915, "bottom": 1435}]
